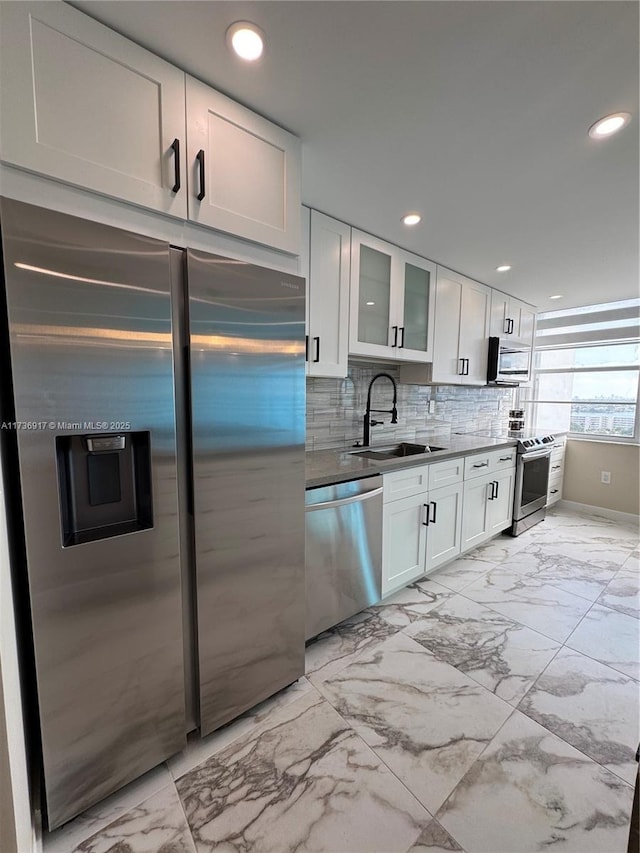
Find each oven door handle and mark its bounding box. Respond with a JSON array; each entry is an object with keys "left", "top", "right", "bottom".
[{"left": 520, "top": 449, "right": 551, "bottom": 461}]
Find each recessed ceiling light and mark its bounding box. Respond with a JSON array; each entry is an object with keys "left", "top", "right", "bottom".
[
  {"left": 226, "top": 21, "right": 265, "bottom": 61},
  {"left": 496, "top": 265, "right": 511, "bottom": 273},
  {"left": 549, "top": 294, "right": 564, "bottom": 300},
  {"left": 402, "top": 213, "right": 421, "bottom": 226},
  {"left": 588, "top": 112, "right": 631, "bottom": 139},
  {"left": 366, "top": 301, "right": 375, "bottom": 306}
]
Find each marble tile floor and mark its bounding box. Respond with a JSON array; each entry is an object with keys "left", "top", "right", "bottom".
[{"left": 44, "top": 504, "right": 639, "bottom": 853}]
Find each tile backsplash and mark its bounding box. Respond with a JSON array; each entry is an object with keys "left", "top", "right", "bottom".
[{"left": 306, "top": 362, "right": 516, "bottom": 451}]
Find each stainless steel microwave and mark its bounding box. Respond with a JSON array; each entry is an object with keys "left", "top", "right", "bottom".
[{"left": 487, "top": 336, "right": 531, "bottom": 384}]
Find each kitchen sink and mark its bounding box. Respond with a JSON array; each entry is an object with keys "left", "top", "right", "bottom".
[{"left": 351, "top": 442, "right": 445, "bottom": 460}]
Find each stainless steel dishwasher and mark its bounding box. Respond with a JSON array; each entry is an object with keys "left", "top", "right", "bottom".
[{"left": 305, "top": 475, "right": 383, "bottom": 640}]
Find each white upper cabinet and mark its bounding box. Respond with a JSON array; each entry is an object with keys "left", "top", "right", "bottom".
[
  {"left": 185, "top": 76, "right": 301, "bottom": 254},
  {"left": 0, "top": 3, "right": 301, "bottom": 253},
  {"left": 349, "top": 231, "right": 435, "bottom": 363},
  {"left": 490, "top": 291, "right": 537, "bottom": 347},
  {"left": 429, "top": 266, "right": 490, "bottom": 384},
  {"left": 304, "top": 209, "right": 350, "bottom": 378},
  {"left": 0, "top": 1, "right": 187, "bottom": 218}
]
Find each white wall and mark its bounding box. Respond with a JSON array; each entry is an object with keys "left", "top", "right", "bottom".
[{"left": 564, "top": 439, "right": 640, "bottom": 516}]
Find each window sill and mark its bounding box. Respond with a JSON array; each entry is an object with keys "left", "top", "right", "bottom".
[{"left": 567, "top": 435, "right": 640, "bottom": 447}]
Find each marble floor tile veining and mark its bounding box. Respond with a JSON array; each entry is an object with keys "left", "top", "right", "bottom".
[
  {"left": 317, "top": 630, "right": 513, "bottom": 815},
  {"left": 404, "top": 595, "right": 561, "bottom": 706},
  {"left": 435, "top": 709, "right": 635, "bottom": 853},
  {"left": 517, "top": 646, "right": 640, "bottom": 784},
  {"left": 175, "top": 689, "right": 430, "bottom": 853},
  {"left": 460, "top": 564, "right": 593, "bottom": 643},
  {"left": 41, "top": 505, "right": 639, "bottom": 853},
  {"left": 72, "top": 785, "right": 196, "bottom": 853},
  {"left": 597, "top": 570, "right": 640, "bottom": 619},
  {"left": 370, "top": 578, "right": 456, "bottom": 628},
  {"left": 304, "top": 609, "right": 400, "bottom": 685},
  {"left": 565, "top": 602, "right": 640, "bottom": 680}
]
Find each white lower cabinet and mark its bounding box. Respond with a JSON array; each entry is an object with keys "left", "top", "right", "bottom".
[
  {"left": 461, "top": 449, "right": 516, "bottom": 550},
  {"left": 382, "top": 492, "right": 428, "bottom": 596},
  {"left": 382, "top": 460, "right": 463, "bottom": 596},
  {"left": 425, "top": 482, "right": 464, "bottom": 572},
  {"left": 547, "top": 436, "right": 566, "bottom": 506}
]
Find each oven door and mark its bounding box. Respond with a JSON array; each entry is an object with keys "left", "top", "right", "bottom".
[{"left": 513, "top": 449, "right": 551, "bottom": 520}]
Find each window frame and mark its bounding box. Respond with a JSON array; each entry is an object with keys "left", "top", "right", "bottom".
[{"left": 526, "top": 345, "right": 640, "bottom": 444}]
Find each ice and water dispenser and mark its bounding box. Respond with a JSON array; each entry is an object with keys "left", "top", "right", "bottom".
[{"left": 56, "top": 432, "right": 153, "bottom": 546}]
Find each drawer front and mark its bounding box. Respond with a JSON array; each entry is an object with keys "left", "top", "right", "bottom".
[
  {"left": 549, "top": 458, "right": 565, "bottom": 478},
  {"left": 428, "top": 457, "right": 464, "bottom": 489},
  {"left": 492, "top": 449, "right": 517, "bottom": 471},
  {"left": 383, "top": 465, "right": 429, "bottom": 503},
  {"left": 547, "top": 472, "right": 564, "bottom": 505},
  {"left": 550, "top": 437, "right": 566, "bottom": 455},
  {"left": 464, "top": 452, "right": 493, "bottom": 480}
]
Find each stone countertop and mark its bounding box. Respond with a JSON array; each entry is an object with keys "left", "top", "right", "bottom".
[{"left": 306, "top": 435, "right": 519, "bottom": 489}]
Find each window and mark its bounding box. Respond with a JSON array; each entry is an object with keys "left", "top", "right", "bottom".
[{"left": 522, "top": 299, "right": 640, "bottom": 442}]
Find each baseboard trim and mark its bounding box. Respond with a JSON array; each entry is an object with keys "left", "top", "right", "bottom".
[{"left": 556, "top": 499, "right": 640, "bottom": 525}]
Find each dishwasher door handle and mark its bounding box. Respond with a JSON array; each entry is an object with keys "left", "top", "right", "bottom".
[{"left": 305, "top": 486, "right": 384, "bottom": 511}]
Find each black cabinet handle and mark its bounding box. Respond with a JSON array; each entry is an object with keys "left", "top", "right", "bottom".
[
  {"left": 305, "top": 335, "right": 309, "bottom": 362},
  {"left": 399, "top": 326, "right": 405, "bottom": 348},
  {"left": 550, "top": 489, "right": 559, "bottom": 494},
  {"left": 196, "top": 149, "right": 206, "bottom": 200},
  {"left": 171, "top": 138, "right": 181, "bottom": 193},
  {"left": 499, "top": 456, "right": 512, "bottom": 462},
  {"left": 430, "top": 501, "right": 437, "bottom": 524},
  {"left": 504, "top": 318, "right": 510, "bottom": 335},
  {"left": 494, "top": 479, "right": 499, "bottom": 499},
  {"left": 473, "top": 461, "right": 489, "bottom": 468},
  {"left": 422, "top": 503, "right": 429, "bottom": 526},
  {"left": 488, "top": 481, "right": 495, "bottom": 500},
  {"left": 464, "top": 358, "right": 470, "bottom": 375},
  {"left": 509, "top": 318, "right": 515, "bottom": 334},
  {"left": 552, "top": 464, "right": 561, "bottom": 470},
  {"left": 313, "top": 336, "right": 320, "bottom": 363},
  {"left": 391, "top": 326, "right": 398, "bottom": 347},
  {"left": 459, "top": 358, "right": 466, "bottom": 376}
]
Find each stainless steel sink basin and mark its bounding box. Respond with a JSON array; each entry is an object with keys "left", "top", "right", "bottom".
[{"left": 351, "top": 442, "right": 445, "bottom": 460}]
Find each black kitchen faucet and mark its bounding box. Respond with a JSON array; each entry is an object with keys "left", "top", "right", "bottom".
[{"left": 362, "top": 372, "right": 398, "bottom": 446}]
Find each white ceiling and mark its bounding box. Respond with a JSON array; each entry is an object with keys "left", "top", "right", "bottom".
[{"left": 72, "top": 0, "right": 639, "bottom": 311}]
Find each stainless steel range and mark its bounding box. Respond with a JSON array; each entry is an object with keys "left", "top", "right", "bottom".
[{"left": 510, "top": 433, "right": 555, "bottom": 535}]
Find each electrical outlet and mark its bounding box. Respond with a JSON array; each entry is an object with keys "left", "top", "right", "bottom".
[
  {"left": 428, "top": 400, "right": 436, "bottom": 414},
  {"left": 601, "top": 471, "right": 611, "bottom": 485}
]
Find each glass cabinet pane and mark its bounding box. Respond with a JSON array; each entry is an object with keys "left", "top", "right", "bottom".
[
  {"left": 358, "top": 244, "right": 391, "bottom": 345},
  {"left": 402, "top": 262, "right": 430, "bottom": 351}
]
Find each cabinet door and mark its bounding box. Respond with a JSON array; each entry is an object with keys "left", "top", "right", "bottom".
[
  {"left": 515, "top": 301, "right": 536, "bottom": 347},
  {"left": 459, "top": 280, "right": 490, "bottom": 384},
  {"left": 382, "top": 493, "right": 427, "bottom": 596},
  {"left": 300, "top": 206, "right": 312, "bottom": 377},
  {"left": 490, "top": 291, "right": 510, "bottom": 337},
  {"left": 425, "top": 483, "right": 463, "bottom": 573},
  {"left": 349, "top": 231, "right": 396, "bottom": 359},
  {"left": 395, "top": 250, "right": 436, "bottom": 363},
  {"left": 461, "top": 476, "right": 490, "bottom": 550},
  {"left": 430, "top": 270, "right": 463, "bottom": 383},
  {"left": 186, "top": 76, "right": 301, "bottom": 254},
  {"left": 487, "top": 468, "right": 515, "bottom": 534},
  {"left": 307, "top": 211, "right": 350, "bottom": 378},
  {"left": 0, "top": 2, "right": 187, "bottom": 218}
]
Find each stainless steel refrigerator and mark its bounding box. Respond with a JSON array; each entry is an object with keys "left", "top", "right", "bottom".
[{"left": 0, "top": 198, "right": 306, "bottom": 829}]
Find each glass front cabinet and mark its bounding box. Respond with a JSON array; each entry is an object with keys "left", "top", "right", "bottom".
[{"left": 349, "top": 230, "right": 436, "bottom": 363}]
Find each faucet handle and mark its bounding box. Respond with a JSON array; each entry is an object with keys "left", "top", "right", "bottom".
[
  {"left": 370, "top": 419, "right": 384, "bottom": 427},
  {"left": 390, "top": 406, "right": 398, "bottom": 424}
]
